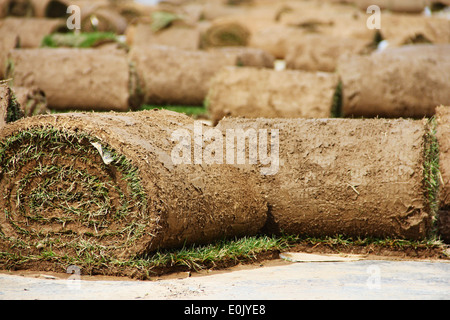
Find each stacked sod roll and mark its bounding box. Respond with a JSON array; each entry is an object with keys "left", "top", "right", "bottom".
[
  {"left": 0, "top": 110, "right": 267, "bottom": 260},
  {"left": 337, "top": 44, "right": 450, "bottom": 118},
  {"left": 6, "top": 48, "right": 140, "bottom": 112},
  {"left": 217, "top": 117, "right": 438, "bottom": 240},
  {"left": 207, "top": 66, "right": 340, "bottom": 124},
  {"left": 128, "top": 45, "right": 273, "bottom": 107}
]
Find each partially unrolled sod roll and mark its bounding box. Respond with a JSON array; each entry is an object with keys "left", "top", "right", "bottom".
[
  {"left": 7, "top": 48, "right": 139, "bottom": 111},
  {"left": 217, "top": 117, "right": 437, "bottom": 240},
  {"left": 437, "top": 106, "right": 450, "bottom": 241},
  {"left": 338, "top": 44, "right": 450, "bottom": 118},
  {"left": 128, "top": 45, "right": 271, "bottom": 106},
  {"left": 0, "top": 110, "right": 267, "bottom": 260},
  {"left": 207, "top": 66, "right": 339, "bottom": 124}
]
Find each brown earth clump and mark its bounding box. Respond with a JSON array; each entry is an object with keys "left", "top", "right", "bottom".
[
  {"left": 338, "top": 44, "right": 450, "bottom": 118},
  {"left": 0, "top": 110, "right": 267, "bottom": 261},
  {"left": 7, "top": 48, "right": 138, "bottom": 112},
  {"left": 207, "top": 66, "right": 339, "bottom": 124},
  {"left": 217, "top": 117, "right": 435, "bottom": 240}
]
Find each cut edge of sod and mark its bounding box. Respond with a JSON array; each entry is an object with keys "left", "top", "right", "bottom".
[
  {"left": 330, "top": 80, "right": 343, "bottom": 118},
  {"left": 424, "top": 116, "right": 441, "bottom": 237},
  {"left": 5, "top": 88, "right": 24, "bottom": 123}
]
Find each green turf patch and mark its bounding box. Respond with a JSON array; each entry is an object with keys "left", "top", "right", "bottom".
[
  {"left": 41, "top": 32, "right": 119, "bottom": 48},
  {"left": 141, "top": 105, "right": 208, "bottom": 118}
]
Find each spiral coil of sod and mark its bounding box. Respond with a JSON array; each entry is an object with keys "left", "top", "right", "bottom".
[{"left": 0, "top": 110, "right": 267, "bottom": 266}]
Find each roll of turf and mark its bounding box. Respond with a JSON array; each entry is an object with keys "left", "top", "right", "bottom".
[
  {"left": 207, "top": 66, "right": 339, "bottom": 124},
  {"left": 7, "top": 48, "right": 139, "bottom": 112},
  {"left": 0, "top": 110, "right": 267, "bottom": 260},
  {"left": 217, "top": 117, "right": 438, "bottom": 240},
  {"left": 338, "top": 44, "right": 450, "bottom": 118}
]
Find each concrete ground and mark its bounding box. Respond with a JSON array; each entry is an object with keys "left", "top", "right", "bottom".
[{"left": 1, "top": 257, "right": 449, "bottom": 300}]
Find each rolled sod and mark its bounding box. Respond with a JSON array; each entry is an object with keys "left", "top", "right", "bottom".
[
  {"left": 206, "top": 66, "right": 340, "bottom": 124},
  {"left": 436, "top": 106, "right": 450, "bottom": 242},
  {"left": 80, "top": 7, "right": 128, "bottom": 35},
  {"left": 217, "top": 117, "right": 437, "bottom": 240},
  {"left": 128, "top": 45, "right": 272, "bottom": 106},
  {"left": 127, "top": 23, "right": 202, "bottom": 51},
  {"left": 30, "top": 0, "right": 68, "bottom": 18},
  {"left": 0, "top": 30, "right": 19, "bottom": 80},
  {"left": 7, "top": 48, "right": 139, "bottom": 112},
  {"left": 211, "top": 47, "right": 275, "bottom": 69},
  {"left": 0, "top": 17, "right": 67, "bottom": 48},
  {"left": 0, "top": 110, "right": 267, "bottom": 259},
  {"left": 0, "top": 0, "right": 34, "bottom": 17},
  {"left": 338, "top": 44, "right": 450, "bottom": 118},
  {"left": 379, "top": 14, "right": 450, "bottom": 46},
  {"left": 354, "top": 0, "right": 432, "bottom": 13},
  {"left": 200, "top": 19, "right": 251, "bottom": 49},
  {"left": 285, "top": 34, "right": 371, "bottom": 72}
]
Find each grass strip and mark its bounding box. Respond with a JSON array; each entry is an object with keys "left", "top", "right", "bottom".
[
  {"left": 141, "top": 105, "right": 207, "bottom": 118},
  {"left": 424, "top": 117, "right": 441, "bottom": 235},
  {"left": 41, "top": 32, "right": 119, "bottom": 48}
]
